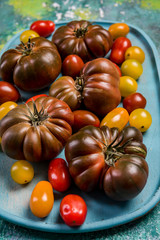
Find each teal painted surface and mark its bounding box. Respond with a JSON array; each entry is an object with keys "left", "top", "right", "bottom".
[{"left": 0, "top": 0, "right": 160, "bottom": 239}]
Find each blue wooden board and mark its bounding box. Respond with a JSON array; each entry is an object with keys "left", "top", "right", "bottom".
[{"left": 0, "top": 21, "right": 160, "bottom": 233}]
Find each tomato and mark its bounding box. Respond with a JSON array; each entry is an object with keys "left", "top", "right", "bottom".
[
  {"left": 0, "top": 96, "right": 74, "bottom": 162},
  {"left": 100, "top": 107, "right": 129, "bottom": 131},
  {"left": 52, "top": 20, "right": 113, "bottom": 62},
  {"left": 62, "top": 55, "right": 84, "bottom": 79},
  {"left": 49, "top": 58, "right": 121, "bottom": 116},
  {"left": 129, "top": 108, "right": 152, "bottom": 132},
  {"left": 0, "top": 37, "right": 61, "bottom": 91},
  {"left": 30, "top": 20, "right": 55, "bottom": 37},
  {"left": 123, "top": 92, "right": 147, "bottom": 114},
  {"left": 121, "top": 59, "right": 143, "bottom": 80},
  {"left": 0, "top": 101, "right": 17, "bottom": 120},
  {"left": 119, "top": 76, "right": 138, "bottom": 97},
  {"left": 26, "top": 94, "right": 48, "bottom": 104},
  {"left": 11, "top": 160, "right": 34, "bottom": 184},
  {"left": 108, "top": 23, "right": 130, "bottom": 40},
  {"left": 0, "top": 81, "right": 20, "bottom": 104},
  {"left": 48, "top": 158, "right": 71, "bottom": 192},
  {"left": 30, "top": 181, "right": 54, "bottom": 218},
  {"left": 112, "top": 63, "right": 122, "bottom": 77},
  {"left": 60, "top": 194, "right": 87, "bottom": 226},
  {"left": 65, "top": 125, "right": 147, "bottom": 196},
  {"left": 72, "top": 110, "right": 100, "bottom": 132},
  {"left": 125, "top": 46, "right": 145, "bottom": 63},
  {"left": 109, "top": 37, "right": 132, "bottom": 64},
  {"left": 20, "top": 30, "right": 40, "bottom": 43}
]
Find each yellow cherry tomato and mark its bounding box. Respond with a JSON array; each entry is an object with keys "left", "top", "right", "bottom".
[
  {"left": 108, "top": 23, "right": 130, "bottom": 40},
  {"left": 119, "top": 76, "right": 138, "bottom": 97},
  {"left": 30, "top": 181, "right": 54, "bottom": 218},
  {"left": 125, "top": 46, "right": 145, "bottom": 63},
  {"left": 20, "top": 30, "right": 39, "bottom": 43},
  {"left": 0, "top": 101, "right": 17, "bottom": 120},
  {"left": 129, "top": 108, "right": 152, "bottom": 132},
  {"left": 121, "top": 59, "right": 143, "bottom": 80},
  {"left": 11, "top": 160, "right": 34, "bottom": 184},
  {"left": 100, "top": 107, "right": 129, "bottom": 131}
]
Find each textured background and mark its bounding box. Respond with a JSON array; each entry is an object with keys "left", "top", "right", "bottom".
[{"left": 0, "top": 0, "right": 160, "bottom": 239}]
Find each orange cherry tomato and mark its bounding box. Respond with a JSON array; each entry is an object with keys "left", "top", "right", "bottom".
[
  {"left": 108, "top": 23, "right": 130, "bottom": 40},
  {"left": 100, "top": 107, "right": 129, "bottom": 131},
  {"left": 30, "top": 181, "right": 54, "bottom": 218}
]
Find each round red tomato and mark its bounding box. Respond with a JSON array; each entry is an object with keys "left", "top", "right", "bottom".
[
  {"left": 26, "top": 94, "right": 48, "bottom": 104},
  {"left": 72, "top": 110, "right": 100, "bottom": 132},
  {"left": 62, "top": 55, "right": 84, "bottom": 79},
  {"left": 123, "top": 92, "right": 147, "bottom": 114},
  {"left": 48, "top": 158, "right": 71, "bottom": 192},
  {"left": 0, "top": 81, "right": 20, "bottom": 104},
  {"left": 30, "top": 20, "right": 55, "bottom": 37},
  {"left": 60, "top": 194, "right": 87, "bottom": 226}
]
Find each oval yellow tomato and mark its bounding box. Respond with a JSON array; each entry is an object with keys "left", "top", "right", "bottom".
[
  {"left": 100, "top": 107, "right": 129, "bottom": 131},
  {"left": 30, "top": 181, "right": 54, "bottom": 218},
  {"left": 20, "top": 30, "right": 39, "bottom": 43},
  {"left": 119, "top": 76, "right": 138, "bottom": 97},
  {"left": 125, "top": 46, "right": 145, "bottom": 63},
  {"left": 121, "top": 59, "right": 143, "bottom": 80},
  {"left": 0, "top": 101, "right": 17, "bottom": 120},
  {"left": 108, "top": 23, "right": 130, "bottom": 40}
]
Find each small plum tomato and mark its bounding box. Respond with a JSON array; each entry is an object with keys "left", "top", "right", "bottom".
[
  {"left": 129, "top": 108, "right": 152, "bottom": 132},
  {"left": 100, "top": 107, "right": 129, "bottom": 131},
  {"left": 30, "top": 20, "right": 55, "bottom": 37},
  {"left": 121, "top": 59, "right": 143, "bottom": 80},
  {"left": 62, "top": 55, "right": 84, "bottom": 79},
  {"left": 30, "top": 181, "right": 54, "bottom": 218},
  {"left": 125, "top": 46, "right": 145, "bottom": 63},
  {"left": 26, "top": 94, "right": 48, "bottom": 104},
  {"left": 0, "top": 81, "right": 20, "bottom": 104},
  {"left": 0, "top": 101, "right": 17, "bottom": 120},
  {"left": 60, "top": 194, "right": 87, "bottom": 226},
  {"left": 11, "top": 160, "right": 34, "bottom": 184},
  {"left": 20, "top": 30, "right": 40, "bottom": 44},
  {"left": 108, "top": 23, "right": 130, "bottom": 40},
  {"left": 119, "top": 76, "right": 138, "bottom": 97},
  {"left": 48, "top": 158, "right": 71, "bottom": 192},
  {"left": 123, "top": 92, "right": 147, "bottom": 114}
]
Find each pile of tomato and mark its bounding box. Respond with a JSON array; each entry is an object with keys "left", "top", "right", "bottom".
[{"left": 0, "top": 20, "right": 152, "bottom": 227}]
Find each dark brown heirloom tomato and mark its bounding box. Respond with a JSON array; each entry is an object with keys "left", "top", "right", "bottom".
[
  {"left": 0, "top": 37, "right": 61, "bottom": 91},
  {"left": 52, "top": 20, "right": 113, "bottom": 62},
  {"left": 65, "top": 125, "right": 148, "bottom": 201},
  {"left": 49, "top": 58, "right": 121, "bottom": 117},
  {"left": 0, "top": 96, "right": 74, "bottom": 162}
]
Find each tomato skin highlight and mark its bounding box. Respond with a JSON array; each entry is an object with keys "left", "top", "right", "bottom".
[
  {"left": 26, "top": 94, "right": 48, "bottom": 103},
  {"left": 0, "top": 101, "right": 17, "bottom": 120},
  {"left": 119, "top": 76, "right": 138, "bottom": 97},
  {"left": 125, "top": 46, "right": 145, "bottom": 63},
  {"left": 30, "top": 20, "right": 55, "bottom": 37},
  {"left": 30, "top": 181, "right": 54, "bottom": 218},
  {"left": 48, "top": 158, "right": 71, "bottom": 192},
  {"left": 60, "top": 194, "right": 87, "bottom": 226},
  {"left": 121, "top": 59, "right": 143, "bottom": 80},
  {"left": 108, "top": 23, "right": 130, "bottom": 40},
  {"left": 123, "top": 92, "right": 147, "bottom": 114},
  {"left": 0, "top": 81, "right": 20, "bottom": 104},
  {"left": 62, "top": 55, "right": 84, "bottom": 79},
  {"left": 20, "top": 30, "right": 40, "bottom": 43}
]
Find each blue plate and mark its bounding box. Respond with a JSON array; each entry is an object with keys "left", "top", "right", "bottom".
[{"left": 0, "top": 21, "right": 160, "bottom": 233}]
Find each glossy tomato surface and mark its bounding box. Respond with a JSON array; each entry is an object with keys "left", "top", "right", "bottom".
[
  {"left": 0, "top": 101, "right": 17, "bottom": 120},
  {"left": 119, "top": 76, "right": 138, "bottom": 97},
  {"left": 26, "top": 94, "right": 48, "bottom": 104},
  {"left": 48, "top": 158, "right": 71, "bottom": 192},
  {"left": 0, "top": 81, "right": 20, "bottom": 104},
  {"left": 30, "top": 20, "right": 55, "bottom": 37},
  {"left": 123, "top": 92, "right": 147, "bottom": 114},
  {"left": 62, "top": 55, "right": 84, "bottom": 79},
  {"left": 20, "top": 30, "right": 40, "bottom": 43},
  {"left": 121, "top": 59, "right": 143, "bottom": 80},
  {"left": 125, "top": 46, "right": 145, "bottom": 63},
  {"left": 108, "top": 23, "right": 130, "bottom": 40},
  {"left": 60, "top": 194, "right": 87, "bottom": 226}
]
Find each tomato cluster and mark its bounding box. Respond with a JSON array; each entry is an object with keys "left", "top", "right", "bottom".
[{"left": 0, "top": 20, "right": 153, "bottom": 227}]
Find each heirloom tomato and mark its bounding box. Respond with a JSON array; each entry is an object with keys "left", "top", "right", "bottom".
[
  {"left": 123, "top": 92, "right": 146, "bottom": 114},
  {"left": 72, "top": 110, "right": 100, "bottom": 132},
  {"left": 62, "top": 55, "right": 84, "bottom": 79},
  {"left": 30, "top": 181, "right": 54, "bottom": 218},
  {"left": 60, "top": 194, "right": 87, "bottom": 226},
  {"left": 119, "top": 76, "right": 138, "bottom": 97},
  {"left": 129, "top": 108, "right": 152, "bottom": 132},
  {"left": 125, "top": 46, "right": 145, "bottom": 63},
  {"left": 108, "top": 23, "right": 130, "bottom": 40},
  {"left": 100, "top": 107, "right": 129, "bottom": 131},
  {"left": 11, "top": 160, "right": 34, "bottom": 184},
  {"left": 52, "top": 20, "right": 113, "bottom": 62},
  {"left": 121, "top": 59, "right": 143, "bottom": 80},
  {"left": 65, "top": 125, "right": 148, "bottom": 200},
  {"left": 48, "top": 158, "right": 71, "bottom": 192},
  {"left": 0, "top": 96, "right": 74, "bottom": 162},
  {"left": 30, "top": 20, "right": 55, "bottom": 37},
  {"left": 20, "top": 30, "right": 39, "bottom": 43},
  {"left": 0, "top": 37, "right": 61, "bottom": 91},
  {"left": 0, "top": 101, "right": 17, "bottom": 120},
  {"left": 26, "top": 94, "right": 48, "bottom": 103},
  {"left": 0, "top": 81, "right": 20, "bottom": 104},
  {"left": 49, "top": 58, "right": 121, "bottom": 117}
]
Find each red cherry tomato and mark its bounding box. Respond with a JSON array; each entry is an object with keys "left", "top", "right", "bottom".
[
  {"left": 60, "top": 194, "right": 87, "bottom": 226},
  {"left": 26, "top": 94, "right": 48, "bottom": 104},
  {"left": 0, "top": 81, "right": 20, "bottom": 104},
  {"left": 110, "top": 37, "right": 132, "bottom": 64},
  {"left": 30, "top": 20, "right": 55, "bottom": 37},
  {"left": 48, "top": 158, "right": 71, "bottom": 192},
  {"left": 72, "top": 110, "right": 100, "bottom": 132},
  {"left": 112, "top": 63, "right": 122, "bottom": 77},
  {"left": 62, "top": 55, "right": 84, "bottom": 79},
  {"left": 123, "top": 92, "right": 147, "bottom": 114}
]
